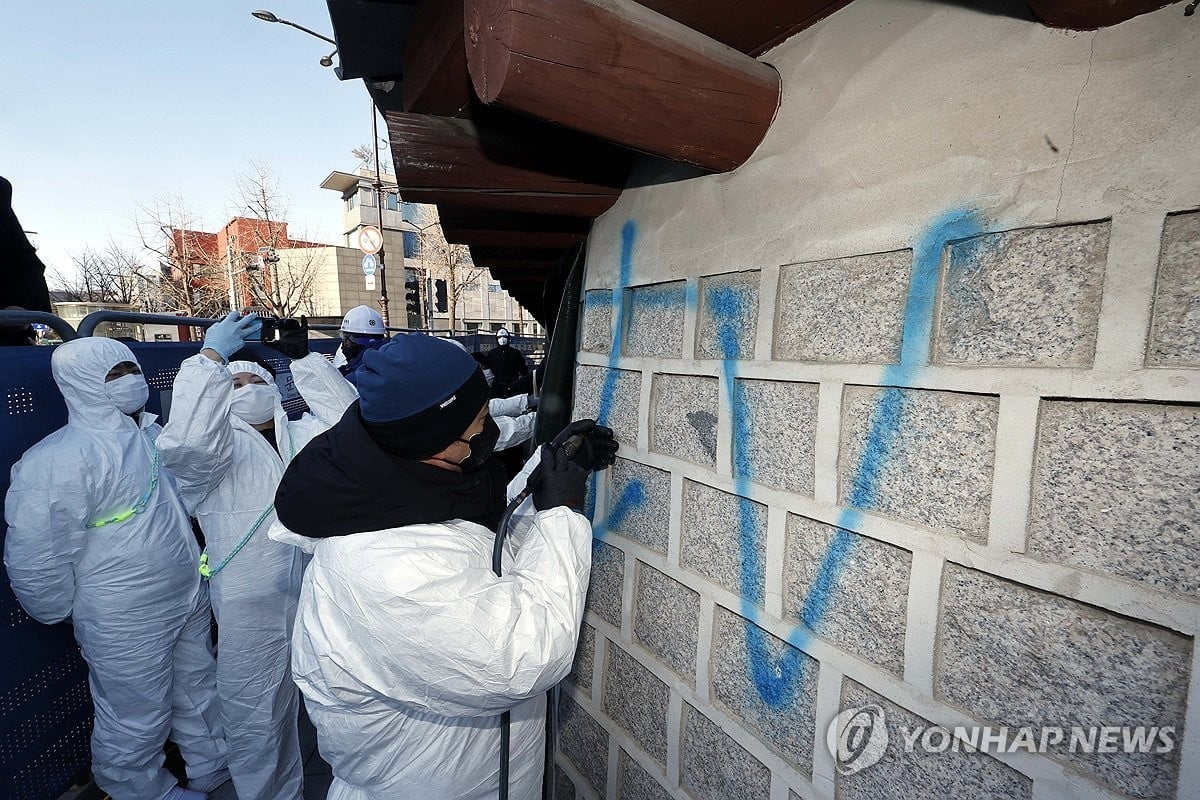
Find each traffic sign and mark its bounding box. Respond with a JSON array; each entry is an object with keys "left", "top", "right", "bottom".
[
  {"left": 357, "top": 226, "right": 383, "bottom": 255},
  {"left": 365, "top": 273, "right": 377, "bottom": 290},
  {"left": 362, "top": 254, "right": 378, "bottom": 277}
]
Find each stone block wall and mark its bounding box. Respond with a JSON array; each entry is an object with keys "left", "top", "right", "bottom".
[{"left": 560, "top": 3, "right": 1198, "bottom": 800}]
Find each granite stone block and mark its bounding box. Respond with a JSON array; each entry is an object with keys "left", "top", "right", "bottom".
[
  {"left": 839, "top": 386, "right": 998, "bottom": 540},
  {"left": 710, "top": 605, "right": 818, "bottom": 775},
  {"left": 680, "top": 481, "right": 767, "bottom": 603},
  {"left": 603, "top": 644, "right": 670, "bottom": 765},
  {"left": 934, "top": 221, "right": 1109, "bottom": 366},
  {"left": 698, "top": 271, "right": 759, "bottom": 360},
  {"left": 587, "top": 541, "right": 625, "bottom": 629},
  {"left": 774, "top": 250, "right": 911, "bottom": 364},
  {"left": 583, "top": 290, "right": 614, "bottom": 354},
  {"left": 651, "top": 373, "right": 719, "bottom": 468},
  {"left": 605, "top": 458, "right": 671, "bottom": 554},
  {"left": 554, "top": 765, "right": 577, "bottom": 800},
  {"left": 936, "top": 564, "right": 1191, "bottom": 799},
  {"left": 634, "top": 562, "right": 700, "bottom": 682},
  {"left": 1147, "top": 211, "right": 1200, "bottom": 366},
  {"left": 835, "top": 679, "right": 1032, "bottom": 800},
  {"left": 680, "top": 703, "right": 771, "bottom": 800},
  {"left": 734, "top": 379, "right": 819, "bottom": 495},
  {"left": 618, "top": 750, "right": 671, "bottom": 800},
  {"left": 568, "top": 622, "right": 597, "bottom": 697},
  {"left": 575, "top": 365, "right": 641, "bottom": 447},
  {"left": 625, "top": 281, "right": 687, "bottom": 358},
  {"left": 1028, "top": 400, "right": 1200, "bottom": 595},
  {"left": 783, "top": 516, "right": 910, "bottom": 674},
  {"left": 559, "top": 692, "right": 609, "bottom": 795}
]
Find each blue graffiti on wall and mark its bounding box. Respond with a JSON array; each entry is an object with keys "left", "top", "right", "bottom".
[
  {"left": 587, "top": 221, "right": 639, "bottom": 525},
  {"left": 588, "top": 209, "right": 987, "bottom": 707}
]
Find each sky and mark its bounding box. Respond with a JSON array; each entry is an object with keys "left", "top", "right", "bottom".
[{"left": 0, "top": 0, "right": 372, "bottom": 280}]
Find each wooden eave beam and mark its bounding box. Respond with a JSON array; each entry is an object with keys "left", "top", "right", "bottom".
[
  {"left": 636, "top": 0, "right": 854, "bottom": 55},
  {"left": 1024, "top": 0, "right": 1178, "bottom": 28},
  {"left": 443, "top": 227, "right": 586, "bottom": 249},
  {"left": 387, "top": 109, "right": 630, "bottom": 217},
  {"left": 401, "top": 0, "right": 472, "bottom": 115},
  {"left": 437, "top": 206, "right": 591, "bottom": 248},
  {"left": 465, "top": 0, "right": 781, "bottom": 172}
]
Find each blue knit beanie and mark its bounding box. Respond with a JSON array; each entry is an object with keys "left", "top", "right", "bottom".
[{"left": 356, "top": 334, "right": 490, "bottom": 458}]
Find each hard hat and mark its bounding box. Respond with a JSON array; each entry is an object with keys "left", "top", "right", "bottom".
[
  {"left": 496, "top": 327, "right": 510, "bottom": 338},
  {"left": 341, "top": 305, "right": 385, "bottom": 335}
]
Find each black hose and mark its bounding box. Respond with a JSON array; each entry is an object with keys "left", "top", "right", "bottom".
[{"left": 493, "top": 493, "right": 525, "bottom": 800}]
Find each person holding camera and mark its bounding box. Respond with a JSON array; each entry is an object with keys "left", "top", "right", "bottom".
[
  {"left": 269, "top": 334, "right": 616, "bottom": 800},
  {"left": 157, "top": 312, "right": 357, "bottom": 798}
]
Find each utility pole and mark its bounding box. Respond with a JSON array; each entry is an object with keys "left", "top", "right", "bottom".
[{"left": 371, "top": 100, "right": 390, "bottom": 327}]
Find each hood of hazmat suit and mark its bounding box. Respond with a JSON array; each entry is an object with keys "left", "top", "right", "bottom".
[
  {"left": 159, "top": 350, "right": 358, "bottom": 800},
  {"left": 269, "top": 409, "right": 591, "bottom": 800},
  {"left": 4, "top": 337, "right": 226, "bottom": 799}
]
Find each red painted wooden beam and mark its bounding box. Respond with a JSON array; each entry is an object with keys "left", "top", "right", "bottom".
[
  {"left": 465, "top": 0, "right": 781, "bottom": 172},
  {"left": 386, "top": 108, "right": 630, "bottom": 217}
]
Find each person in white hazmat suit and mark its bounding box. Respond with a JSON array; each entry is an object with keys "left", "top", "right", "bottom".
[
  {"left": 157, "top": 312, "right": 358, "bottom": 799},
  {"left": 4, "top": 337, "right": 227, "bottom": 800},
  {"left": 268, "top": 334, "right": 617, "bottom": 799}
]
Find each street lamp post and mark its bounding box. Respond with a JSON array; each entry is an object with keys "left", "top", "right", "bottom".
[
  {"left": 370, "top": 101, "right": 390, "bottom": 326},
  {"left": 251, "top": 8, "right": 392, "bottom": 325}
]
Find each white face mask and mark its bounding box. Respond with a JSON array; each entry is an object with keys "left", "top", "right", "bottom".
[
  {"left": 497, "top": 337, "right": 509, "bottom": 346},
  {"left": 105, "top": 374, "right": 149, "bottom": 414},
  {"left": 231, "top": 383, "right": 278, "bottom": 425}
]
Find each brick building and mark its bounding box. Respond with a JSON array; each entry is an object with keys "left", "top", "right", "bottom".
[{"left": 166, "top": 217, "right": 324, "bottom": 315}]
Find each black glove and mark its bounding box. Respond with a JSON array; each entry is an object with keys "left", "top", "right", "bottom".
[
  {"left": 530, "top": 445, "right": 588, "bottom": 512},
  {"left": 264, "top": 316, "right": 309, "bottom": 360},
  {"left": 551, "top": 418, "right": 618, "bottom": 473}
]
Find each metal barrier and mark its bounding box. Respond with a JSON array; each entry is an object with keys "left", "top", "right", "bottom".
[
  {"left": 76, "top": 311, "right": 343, "bottom": 338},
  {"left": 0, "top": 345, "right": 91, "bottom": 799},
  {"left": 0, "top": 310, "right": 78, "bottom": 342},
  {"left": 0, "top": 326, "right": 339, "bottom": 799}
]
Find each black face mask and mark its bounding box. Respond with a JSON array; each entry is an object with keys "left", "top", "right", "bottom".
[
  {"left": 453, "top": 415, "right": 500, "bottom": 472},
  {"left": 342, "top": 337, "right": 364, "bottom": 360}
]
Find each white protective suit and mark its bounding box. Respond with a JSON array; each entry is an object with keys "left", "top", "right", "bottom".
[
  {"left": 488, "top": 392, "right": 537, "bottom": 452},
  {"left": 3, "top": 338, "right": 227, "bottom": 800},
  {"left": 157, "top": 352, "right": 357, "bottom": 800},
  {"left": 269, "top": 452, "right": 591, "bottom": 800}
]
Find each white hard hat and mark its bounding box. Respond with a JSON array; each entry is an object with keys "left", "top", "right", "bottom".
[
  {"left": 341, "top": 305, "right": 385, "bottom": 334},
  {"left": 496, "top": 327, "right": 510, "bottom": 338}
]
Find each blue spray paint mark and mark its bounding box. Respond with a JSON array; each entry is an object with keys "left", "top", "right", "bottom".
[
  {"left": 587, "top": 221, "right": 639, "bottom": 525},
  {"left": 584, "top": 291, "right": 615, "bottom": 308},
  {"left": 595, "top": 479, "right": 646, "bottom": 538},
  {"left": 712, "top": 210, "right": 987, "bottom": 709},
  {"left": 583, "top": 209, "right": 989, "bottom": 708},
  {"left": 708, "top": 282, "right": 808, "bottom": 707},
  {"left": 628, "top": 283, "right": 689, "bottom": 309}
]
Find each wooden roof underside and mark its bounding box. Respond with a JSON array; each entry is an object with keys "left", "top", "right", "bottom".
[{"left": 326, "top": 0, "right": 1181, "bottom": 322}]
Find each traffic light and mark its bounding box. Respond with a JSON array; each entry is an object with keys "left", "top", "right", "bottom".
[
  {"left": 405, "top": 277, "right": 421, "bottom": 316},
  {"left": 434, "top": 279, "right": 448, "bottom": 313}
]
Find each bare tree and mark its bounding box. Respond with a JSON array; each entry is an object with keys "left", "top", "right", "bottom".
[
  {"left": 134, "top": 195, "right": 229, "bottom": 318},
  {"left": 411, "top": 207, "right": 485, "bottom": 331},
  {"left": 228, "top": 162, "right": 324, "bottom": 318},
  {"left": 50, "top": 239, "right": 154, "bottom": 308},
  {"left": 351, "top": 143, "right": 391, "bottom": 174}
]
